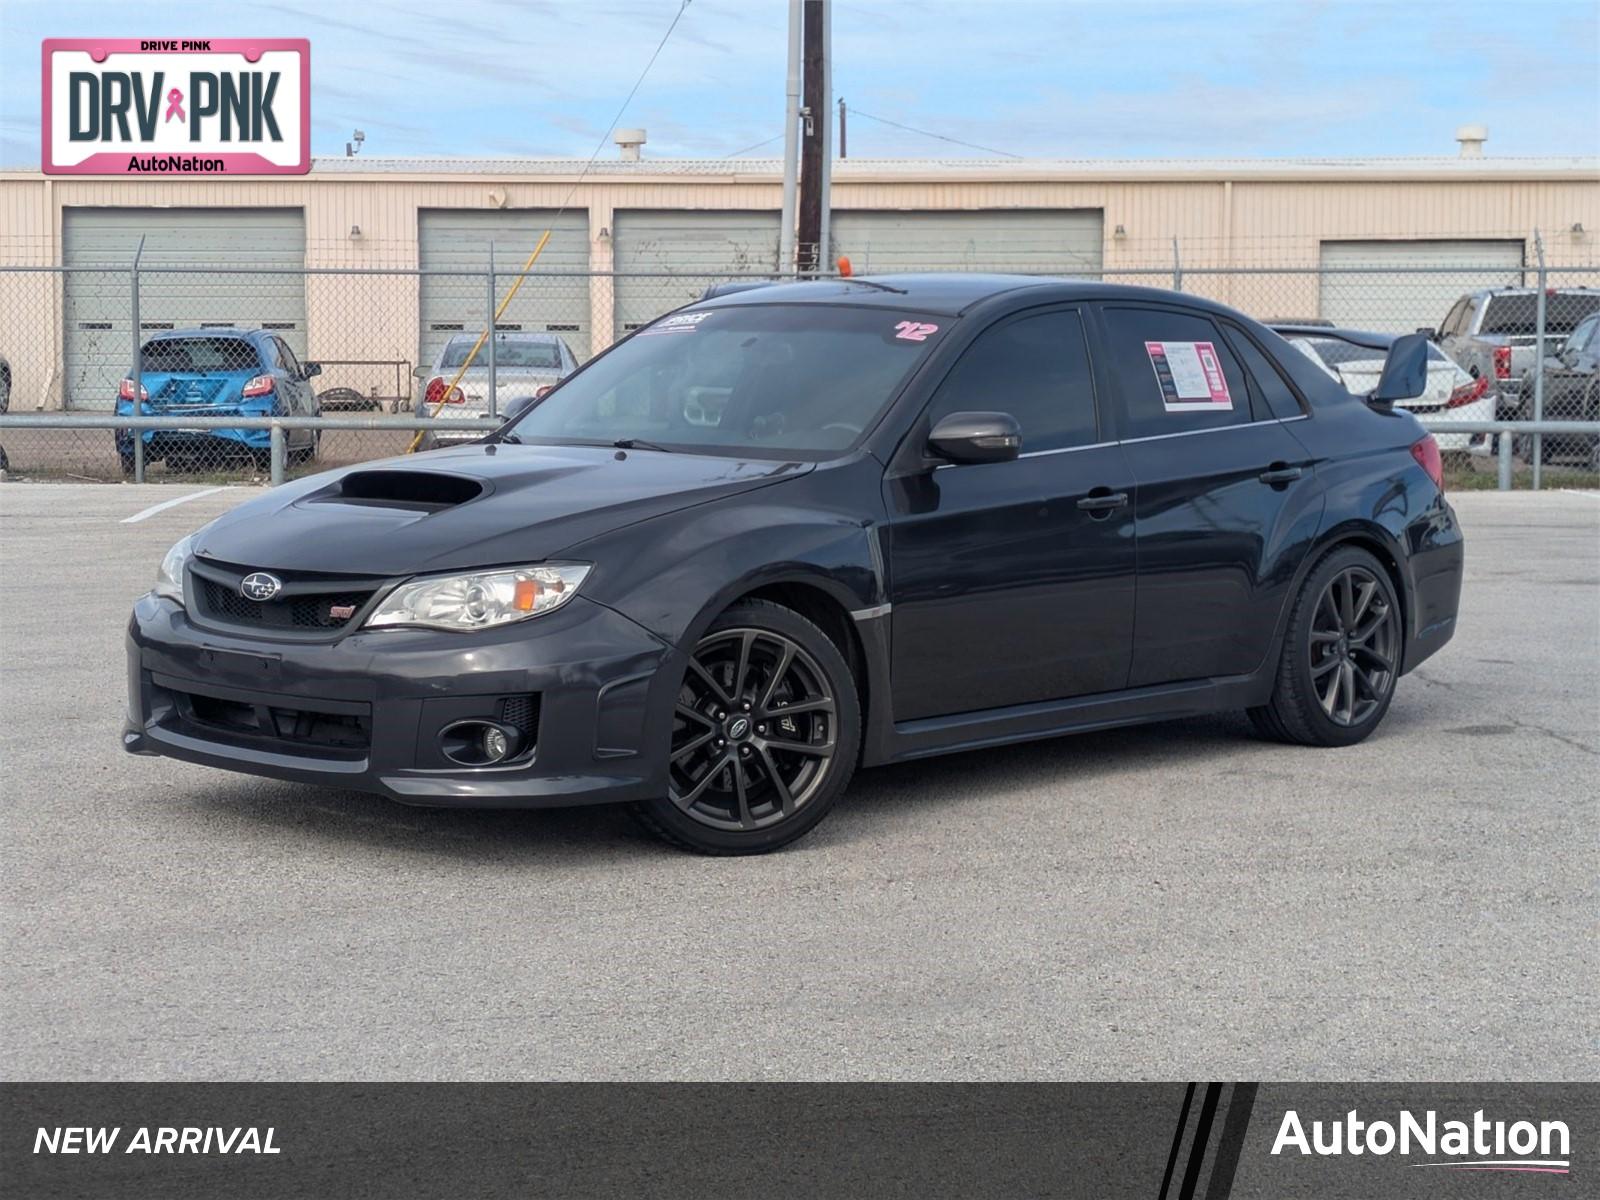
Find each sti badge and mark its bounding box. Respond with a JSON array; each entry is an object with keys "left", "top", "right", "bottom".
[{"left": 42, "top": 38, "right": 310, "bottom": 175}]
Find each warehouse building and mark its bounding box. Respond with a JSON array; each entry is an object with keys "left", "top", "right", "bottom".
[{"left": 0, "top": 142, "right": 1596, "bottom": 409}]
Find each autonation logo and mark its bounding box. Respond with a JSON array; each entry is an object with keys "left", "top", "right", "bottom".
[{"left": 1272, "top": 1109, "right": 1571, "bottom": 1175}]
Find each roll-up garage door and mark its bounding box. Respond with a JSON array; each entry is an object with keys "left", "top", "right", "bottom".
[
  {"left": 1318, "top": 239, "right": 1525, "bottom": 332},
  {"left": 611, "top": 210, "right": 781, "bottom": 335},
  {"left": 62, "top": 207, "right": 306, "bottom": 410},
  {"left": 829, "top": 209, "right": 1103, "bottom": 277},
  {"left": 418, "top": 209, "right": 591, "bottom": 367}
]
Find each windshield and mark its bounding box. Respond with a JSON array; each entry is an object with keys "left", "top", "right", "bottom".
[
  {"left": 442, "top": 335, "right": 563, "bottom": 369},
  {"left": 1481, "top": 293, "right": 1600, "bottom": 336},
  {"left": 504, "top": 304, "right": 947, "bottom": 458},
  {"left": 140, "top": 337, "right": 262, "bottom": 374}
]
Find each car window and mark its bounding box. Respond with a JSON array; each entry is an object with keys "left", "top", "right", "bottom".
[
  {"left": 1566, "top": 315, "right": 1600, "bottom": 356},
  {"left": 442, "top": 335, "right": 563, "bottom": 369},
  {"left": 1225, "top": 326, "right": 1306, "bottom": 421},
  {"left": 1482, "top": 293, "right": 1600, "bottom": 336},
  {"left": 1101, "top": 307, "right": 1253, "bottom": 438},
  {"left": 274, "top": 338, "right": 302, "bottom": 377},
  {"left": 922, "top": 309, "right": 1098, "bottom": 453},
  {"left": 140, "top": 337, "right": 264, "bottom": 374}
]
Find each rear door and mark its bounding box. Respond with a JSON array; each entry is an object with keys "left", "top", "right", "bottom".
[
  {"left": 886, "top": 306, "right": 1136, "bottom": 720},
  {"left": 1095, "top": 304, "right": 1323, "bottom": 688}
]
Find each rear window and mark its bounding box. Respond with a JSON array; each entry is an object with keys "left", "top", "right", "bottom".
[
  {"left": 442, "top": 336, "right": 562, "bottom": 369},
  {"left": 1480, "top": 293, "right": 1600, "bottom": 336},
  {"left": 140, "top": 337, "right": 263, "bottom": 374}
]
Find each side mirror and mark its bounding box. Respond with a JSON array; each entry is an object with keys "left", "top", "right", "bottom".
[
  {"left": 501, "top": 394, "right": 540, "bottom": 424},
  {"left": 1370, "top": 333, "right": 1430, "bottom": 406},
  {"left": 927, "top": 411, "right": 1021, "bottom": 465},
  {"left": 302, "top": 361, "right": 321, "bottom": 379},
  {"left": 412, "top": 366, "right": 430, "bottom": 381}
]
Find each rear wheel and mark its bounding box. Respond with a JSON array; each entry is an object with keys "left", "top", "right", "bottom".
[
  {"left": 631, "top": 600, "right": 860, "bottom": 855},
  {"left": 1248, "top": 546, "right": 1402, "bottom": 747}
]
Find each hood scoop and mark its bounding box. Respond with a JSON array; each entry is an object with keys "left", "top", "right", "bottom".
[{"left": 323, "top": 469, "right": 486, "bottom": 512}]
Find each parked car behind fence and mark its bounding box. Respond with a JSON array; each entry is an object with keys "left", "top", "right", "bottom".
[
  {"left": 414, "top": 332, "right": 578, "bottom": 451},
  {"left": 1275, "top": 324, "right": 1498, "bottom": 458},
  {"left": 114, "top": 329, "right": 322, "bottom": 474},
  {"left": 1435, "top": 287, "right": 1600, "bottom": 414}
]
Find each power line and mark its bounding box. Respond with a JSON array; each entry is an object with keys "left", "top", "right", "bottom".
[
  {"left": 848, "top": 107, "right": 1023, "bottom": 159},
  {"left": 726, "top": 134, "right": 783, "bottom": 158}
]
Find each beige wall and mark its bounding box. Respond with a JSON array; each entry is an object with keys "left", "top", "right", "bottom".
[{"left": 2, "top": 164, "right": 1596, "bottom": 408}]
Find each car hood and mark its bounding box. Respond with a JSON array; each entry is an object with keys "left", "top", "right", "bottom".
[{"left": 192, "top": 442, "right": 813, "bottom": 576}]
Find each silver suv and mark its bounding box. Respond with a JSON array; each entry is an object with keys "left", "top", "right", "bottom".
[{"left": 1436, "top": 287, "right": 1600, "bottom": 413}]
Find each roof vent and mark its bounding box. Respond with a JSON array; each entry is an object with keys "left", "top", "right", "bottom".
[
  {"left": 614, "top": 129, "right": 646, "bottom": 161},
  {"left": 1455, "top": 124, "right": 1488, "bottom": 158}
]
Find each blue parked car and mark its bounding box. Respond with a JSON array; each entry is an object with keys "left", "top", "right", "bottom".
[{"left": 115, "top": 329, "right": 321, "bottom": 474}]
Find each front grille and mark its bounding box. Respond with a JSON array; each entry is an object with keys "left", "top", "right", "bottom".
[
  {"left": 177, "top": 689, "right": 371, "bottom": 753},
  {"left": 199, "top": 579, "right": 373, "bottom": 630},
  {"left": 189, "top": 558, "right": 387, "bottom": 636}
]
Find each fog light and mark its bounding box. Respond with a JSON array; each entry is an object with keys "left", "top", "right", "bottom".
[
  {"left": 482, "top": 726, "right": 509, "bottom": 762},
  {"left": 438, "top": 719, "right": 522, "bottom": 767}
]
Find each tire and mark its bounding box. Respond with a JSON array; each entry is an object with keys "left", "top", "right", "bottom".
[
  {"left": 1247, "top": 545, "right": 1403, "bottom": 748},
  {"left": 118, "top": 449, "right": 136, "bottom": 477},
  {"left": 630, "top": 599, "right": 860, "bottom": 855}
]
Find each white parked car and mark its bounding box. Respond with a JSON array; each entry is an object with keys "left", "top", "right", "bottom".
[
  {"left": 1274, "top": 324, "right": 1497, "bottom": 457},
  {"left": 415, "top": 332, "right": 578, "bottom": 449}
]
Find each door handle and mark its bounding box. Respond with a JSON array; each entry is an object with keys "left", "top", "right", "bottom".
[
  {"left": 1258, "top": 465, "right": 1303, "bottom": 486},
  {"left": 1076, "top": 491, "right": 1129, "bottom": 514}
]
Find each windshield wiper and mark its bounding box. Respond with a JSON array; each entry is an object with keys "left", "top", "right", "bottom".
[
  {"left": 612, "top": 438, "right": 674, "bottom": 453},
  {"left": 838, "top": 278, "right": 908, "bottom": 294}
]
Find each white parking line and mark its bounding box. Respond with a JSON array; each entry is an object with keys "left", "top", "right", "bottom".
[
  {"left": 1558, "top": 489, "right": 1600, "bottom": 499},
  {"left": 121, "top": 487, "right": 228, "bottom": 524}
]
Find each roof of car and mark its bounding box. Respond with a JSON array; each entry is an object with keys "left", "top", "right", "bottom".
[
  {"left": 694, "top": 274, "right": 1249, "bottom": 318},
  {"left": 147, "top": 327, "right": 268, "bottom": 341}
]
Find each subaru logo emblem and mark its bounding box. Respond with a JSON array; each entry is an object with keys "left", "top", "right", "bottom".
[
  {"left": 727, "top": 717, "right": 751, "bottom": 740},
  {"left": 240, "top": 572, "right": 283, "bottom": 602}
]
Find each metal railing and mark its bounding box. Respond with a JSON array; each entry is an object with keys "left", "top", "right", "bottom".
[{"left": 0, "top": 412, "right": 1594, "bottom": 491}]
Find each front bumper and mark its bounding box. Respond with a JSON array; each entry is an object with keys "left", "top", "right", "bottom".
[{"left": 124, "top": 591, "right": 683, "bottom": 807}]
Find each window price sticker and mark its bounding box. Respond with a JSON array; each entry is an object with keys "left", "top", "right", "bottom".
[{"left": 1144, "top": 341, "right": 1233, "bottom": 412}]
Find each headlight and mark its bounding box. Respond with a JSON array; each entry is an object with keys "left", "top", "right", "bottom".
[
  {"left": 364, "top": 563, "right": 591, "bottom": 632},
  {"left": 154, "top": 534, "right": 193, "bottom": 602}
]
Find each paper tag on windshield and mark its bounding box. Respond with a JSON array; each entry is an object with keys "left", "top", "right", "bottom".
[
  {"left": 1144, "top": 341, "right": 1233, "bottom": 412},
  {"left": 640, "top": 311, "right": 713, "bottom": 336}
]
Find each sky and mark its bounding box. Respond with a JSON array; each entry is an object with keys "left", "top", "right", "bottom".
[{"left": 1, "top": 0, "right": 1597, "bottom": 166}]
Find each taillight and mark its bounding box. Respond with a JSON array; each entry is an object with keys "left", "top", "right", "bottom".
[
  {"left": 241, "top": 374, "right": 275, "bottom": 398},
  {"left": 424, "top": 377, "right": 464, "bottom": 405},
  {"left": 1410, "top": 434, "right": 1444, "bottom": 490},
  {"left": 1446, "top": 375, "right": 1490, "bottom": 409},
  {"left": 118, "top": 377, "right": 148, "bottom": 402},
  {"left": 1492, "top": 346, "right": 1511, "bottom": 379},
  {"left": 534, "top": 384, "right": 555, "bottom": 399}
]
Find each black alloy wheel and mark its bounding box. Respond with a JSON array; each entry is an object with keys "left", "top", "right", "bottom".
[
  {"left": 633, "top": 600, "right": 859, "bottom": 854},
  {"left": 1249, "top": 546, "right": 1403, "bottom": 747},
  {"left": 1308, "top": 564, "right": 1400, "bottom": 727}
]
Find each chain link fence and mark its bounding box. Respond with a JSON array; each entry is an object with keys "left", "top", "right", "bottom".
[{"left": 1, "top": 237, "right": 1596, "bottom": 486}]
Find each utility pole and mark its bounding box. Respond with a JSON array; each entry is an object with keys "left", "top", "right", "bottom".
[
  {"left": 796, "top": 0, "right": 826, "bottom": 273},
  {"left": 838, "top": 97, "right": 846, "bottom": 159},
  {"left": 778, "top": 0, "right": 801, "bottom": 275}
]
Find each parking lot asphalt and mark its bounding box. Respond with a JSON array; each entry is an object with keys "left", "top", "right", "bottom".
[{"left": 2, "top": 484, "right": 1596, "bottom": 1081}]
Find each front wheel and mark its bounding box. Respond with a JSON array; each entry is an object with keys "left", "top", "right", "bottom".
[
  {"left": 1248, "top": 546, "right": 1403, "bottom": 747},
  {"left": 631, "top": 600, "right": 860, "bottom": 855}
]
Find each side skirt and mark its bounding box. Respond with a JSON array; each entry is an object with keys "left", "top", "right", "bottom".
[{"left": 875, "top": 674, "right": 1270, "bottom": 765}]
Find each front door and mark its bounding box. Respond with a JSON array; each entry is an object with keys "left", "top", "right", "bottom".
[{"left": 886, "top": 307, "right": 1137, "bottom": 722}]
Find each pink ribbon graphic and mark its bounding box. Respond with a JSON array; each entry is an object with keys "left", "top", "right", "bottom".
[{"left": 164, "top": 88, "right": 185, "bottom": 123}]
